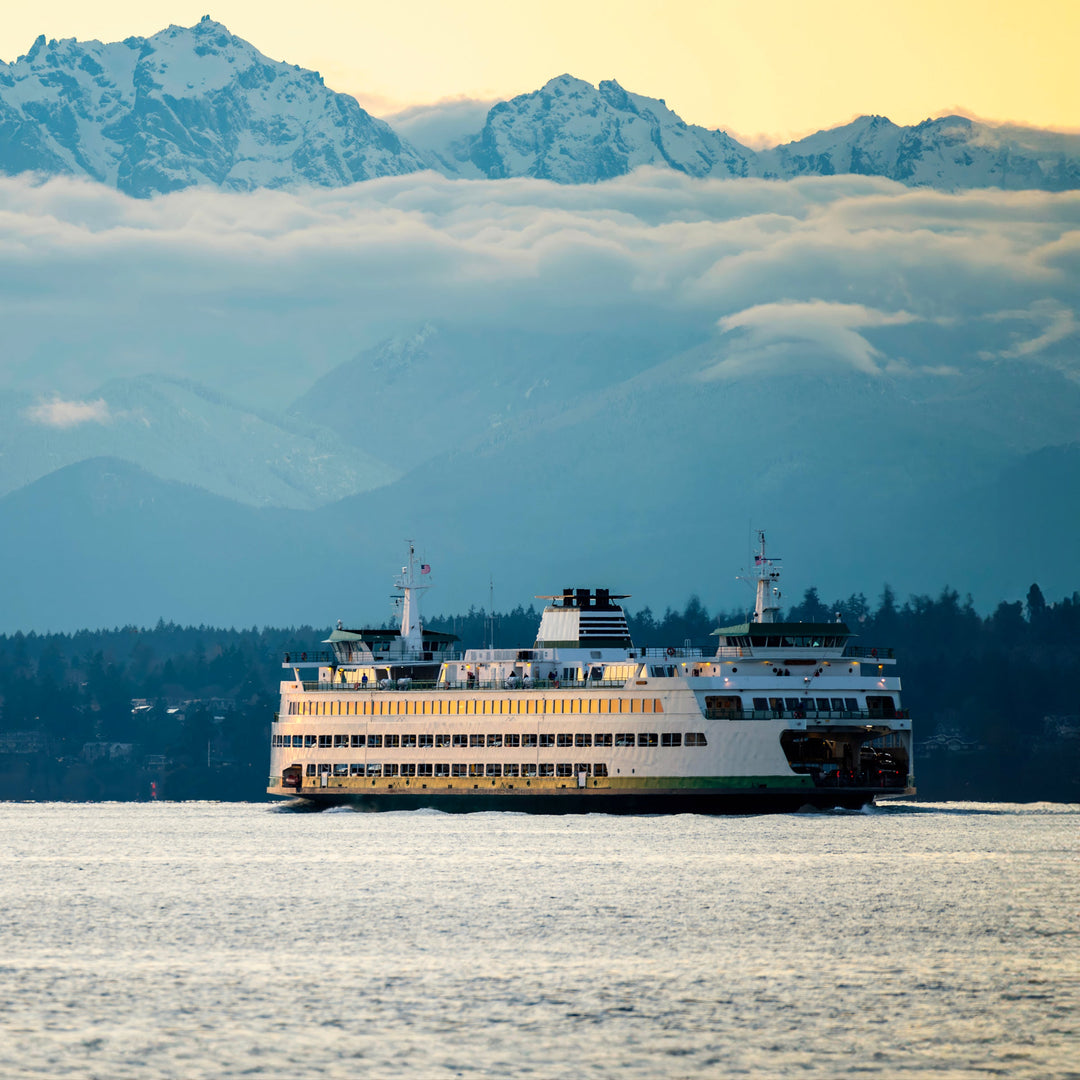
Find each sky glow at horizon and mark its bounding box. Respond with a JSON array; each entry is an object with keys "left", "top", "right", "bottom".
[{"left": 0, "top": 0, "right": 1075, "bottom": 144}]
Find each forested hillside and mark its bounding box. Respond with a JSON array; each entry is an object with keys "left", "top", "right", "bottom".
[{"left": 0, "top": 584, "right": 1076, "bottom": 802}]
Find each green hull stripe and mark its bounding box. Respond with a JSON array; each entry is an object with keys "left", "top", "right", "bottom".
[{"left": 605, "top": 775, "right": 814, "bottom": 791}]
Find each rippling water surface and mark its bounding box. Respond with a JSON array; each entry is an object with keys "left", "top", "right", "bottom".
[{"left": 0, "top": 801, "right": 1076, "bottom": 1079}]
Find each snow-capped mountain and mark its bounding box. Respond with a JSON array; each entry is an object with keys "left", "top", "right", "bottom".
[
  {"left": 2, "top": 18, "right": 1077, "bottom": 194},
  {"left": 759, "top": 114, "right": 1080, "bottom": 191},
  {"left": 459, "top": 75, "right": 756, "bottom": 182},
  {"left": 0, "top": 16, "right": 426, "bottom": 196}
]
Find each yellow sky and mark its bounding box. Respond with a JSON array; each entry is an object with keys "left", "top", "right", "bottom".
[{"left": 2, "top": 0, "right": 1077, "bottom": 143}]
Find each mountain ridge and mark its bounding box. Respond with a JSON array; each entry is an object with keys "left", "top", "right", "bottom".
[{"left": 3, "top": 19, "right": 1078, "bottom": 195}]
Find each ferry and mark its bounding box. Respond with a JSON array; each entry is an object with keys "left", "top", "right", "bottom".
[{"left": 267, "top": 536, "right": 914, "bottom": 812}]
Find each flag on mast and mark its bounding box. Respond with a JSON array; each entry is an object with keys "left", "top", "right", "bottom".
[{"left": 421, "top": 564, "right": 431, "bottom": 575}]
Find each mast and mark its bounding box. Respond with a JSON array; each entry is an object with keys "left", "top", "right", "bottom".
[
  {"left": 394, "top": 541, "right": 430, "bottom": 653},
  {"left": 751, "top": 530, "right": 782, "bottom": 623}
]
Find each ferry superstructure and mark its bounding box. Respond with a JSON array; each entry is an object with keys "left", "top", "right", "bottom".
[{"left": 267, "top": 537, "right": 914, "bottom": 812}]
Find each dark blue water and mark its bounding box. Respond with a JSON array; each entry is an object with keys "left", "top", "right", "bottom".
[{"left": 0, "top": 801, "right": 1075, "bottom": 1078}]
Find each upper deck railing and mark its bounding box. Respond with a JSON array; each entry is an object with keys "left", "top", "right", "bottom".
[
  {"left": 282, "top": 642, "right": 896, "bottom": 669},
  {"left": 299, "top": 678, "right": 628, "bottom": 693}
]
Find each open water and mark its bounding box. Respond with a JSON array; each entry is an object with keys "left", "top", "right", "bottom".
[{"left": 0, "top": 801, "right": 1075, "bottom": 1079}]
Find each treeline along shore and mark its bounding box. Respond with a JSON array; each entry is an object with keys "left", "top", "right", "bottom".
[{"left": 0, "top": 583, "right": 1077, "bottom": 803}]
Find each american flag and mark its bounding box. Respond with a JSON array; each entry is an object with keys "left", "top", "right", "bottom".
[{"left": 421, "top": 564, "right": 431, "bottom": 574}]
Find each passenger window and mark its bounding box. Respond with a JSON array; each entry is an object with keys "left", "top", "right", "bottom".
[
  {"left": 522, "top": 733, "right": 538, "bottom": 748},
  {"left": 595, "top": 733, "right": 612, "bottom": 747},
  {"left": 485, "top": 764, "right": 502, "bottom": 777},
  {"left": 469, "top": 734, "right": 484, "bottom": 747},
  {"left": 384, "top": 734, "right": 400, "bottom": 748},
  {"left": 557, "top": 733, "right": 572, "bottom": 747},
  {"left": 556, "top": 763, "right": 573, "bottom": 777},
  {"left": 575, "top": 734, "right": 592, "bottom": 747},
  {"left": 538, "top": 763, "right": 554, "bottom": 777},
  {"left": 418, "top": 734, "right": 434, "bottom": 747},
  {"left": 487, "top": 734, "right": 503, "bottom": 747},
  {"left": 661, "top": 733, "right": 682, "bottom": 747},
  {"left": 522, "top": 763, "right": 538, "bottom": 777},
  {"left": 367, "top": 734, "right": 382, "bottom": 748},
  {"left": 504, "top": 733, "right": 520, "bottom": 747},
  {"left": 539, "top": 734, "right": 555, "bottom": 747},
  {"left": 638, "top": 733, "right": 658, "bottom": 747},
  {"left": 615, "top": 733, "right": 634, "bottom": 746},
  {"left": 402, "top": 734, "right": 417, "bottom": 747},
  {"left": 453, "top": 734, "right": 467, "bottom": 747},
  {"left": 685, "top": 733, "right": 708, "bottom": 746}
]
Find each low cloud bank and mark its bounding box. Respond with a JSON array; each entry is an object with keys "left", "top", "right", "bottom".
[{"left": 0, "top": 170, "right": 1076, "bottom": 407}]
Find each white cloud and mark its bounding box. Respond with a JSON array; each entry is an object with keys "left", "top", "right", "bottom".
[
  {"left": 701, "top": 301, "right": 921, "bottom": 379},
  {"left": 0, "top": 171, "right": 1076, "bottom": 407},
  {"left": 25, "top": 396, "right": 112, "bottom": 428}
]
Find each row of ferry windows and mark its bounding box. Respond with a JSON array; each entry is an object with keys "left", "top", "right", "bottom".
[
  {"left": 274, "top": 732, "right": 708, "bottom": 749},
  {"left": 754, "top": 697, "right": 859, "bottom": 711},
  {"left": 287, "top": 697, "right": 666, "bottom": 716},
  {"left": 304, "top": 762, "right": 609, "bottom": 778}
]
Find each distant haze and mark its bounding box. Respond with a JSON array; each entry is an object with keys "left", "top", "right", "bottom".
[{"left": 0, "top": 17, "right": 1076, "bottom": 631}]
